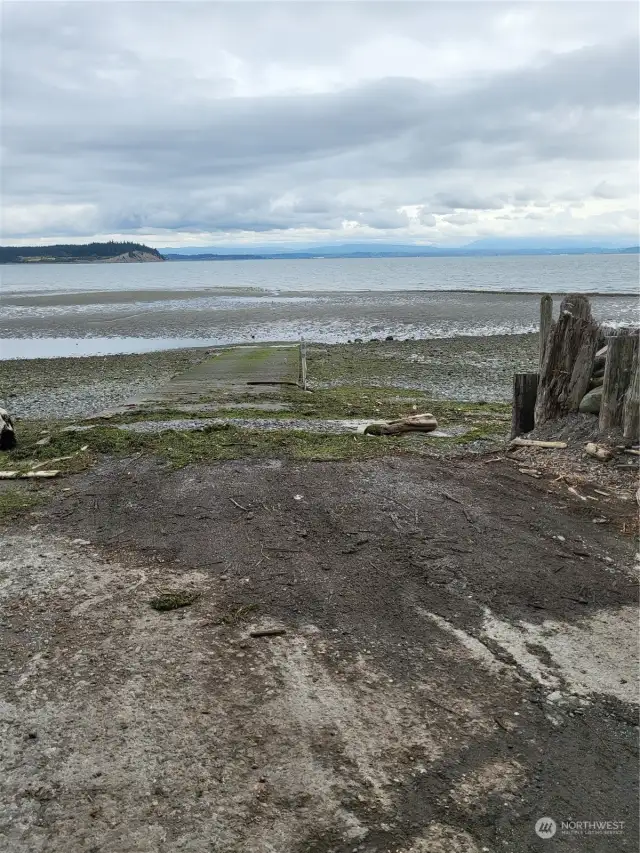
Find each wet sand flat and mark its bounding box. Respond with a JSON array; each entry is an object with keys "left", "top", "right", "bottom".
[{"left": 1, "top": 290, "right": 636, "bottom": 348}]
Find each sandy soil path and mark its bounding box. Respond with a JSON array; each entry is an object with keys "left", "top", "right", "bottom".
[{"left": 1, "top": 455, "right": 637, "bottom": 852}]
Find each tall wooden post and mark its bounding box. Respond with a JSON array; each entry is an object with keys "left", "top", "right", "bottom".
[
  {"left": 298, "top": 339, "right": 307, "bottom": 391},
  {"left": 511, "top": 372, "right": 539, "bottom": 438},
  {"left": 623, "top": 344, "right": 639, "bottom": 440},
  {"left": 539, "top": 295, "right": 553, "bottom": 369},
  {"left": 599, "top": 332, "right": 638, "bottom": 432}
]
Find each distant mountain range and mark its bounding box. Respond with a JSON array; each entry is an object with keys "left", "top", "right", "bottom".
[
  {"left": 1, "top": 238, "right": 637, "bottom": 265},
  {"left": 161, "top": 237, "right": 639, "bottom": 261}
]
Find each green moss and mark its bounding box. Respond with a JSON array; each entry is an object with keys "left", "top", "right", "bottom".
[
  {"left": 0, "top": 488, "right": 41, "bottom": 519},
  {"left": 5, "top": 396, "right": 509, "bottom": 473},
  {"left": 150, "top": 590, "right": 201, "bottom": 611}
]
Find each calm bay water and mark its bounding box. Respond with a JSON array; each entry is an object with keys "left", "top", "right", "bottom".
[
  {"left": 2, "top": 253, "right": 638, "bottom": 295},
  {"left": 1, "top": 255, "right": 637, "bottom": 358}
]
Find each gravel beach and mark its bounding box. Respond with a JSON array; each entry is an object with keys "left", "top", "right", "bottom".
[{"left": 1, "top": 334, "right": 538, "bottom": 419}]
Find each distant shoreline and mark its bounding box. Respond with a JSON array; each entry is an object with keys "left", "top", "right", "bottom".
[{"left": 0, "top": 242, "right": 163, "bottom": 265}]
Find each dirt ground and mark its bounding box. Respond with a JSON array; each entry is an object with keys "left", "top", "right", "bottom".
[{"left": 1, "top": 453, "right": 638, "bottom": 853}]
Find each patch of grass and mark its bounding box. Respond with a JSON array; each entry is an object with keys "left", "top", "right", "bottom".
[
  {"left": 0, "top": 487, "right": 41, "bottom": 519},
  {"left": 4, "top": 402, "right": 510, "bottom": 473}
]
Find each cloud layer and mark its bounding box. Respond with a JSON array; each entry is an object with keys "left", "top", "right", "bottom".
[{"left": 2, "top": 1, "right": 638, "bottom": 246}]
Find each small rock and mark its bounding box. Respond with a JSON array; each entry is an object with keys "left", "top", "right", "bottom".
[
  {"left": 72, "top": 538, "right": 91, "bottom": 546},
  {"left": 579, "top": 386, "right": 603, "bottom": 414}
]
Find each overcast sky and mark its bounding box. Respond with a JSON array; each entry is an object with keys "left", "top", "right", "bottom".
[{"left": 2, "top": 0, "right": 638, "bottom": 247}]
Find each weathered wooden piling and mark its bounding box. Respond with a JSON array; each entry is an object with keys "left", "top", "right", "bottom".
[
  {"left": 539, "top": 294, "right": 553, "bottom": 369},
  {"left": 511, "top": 372, "right": 539, "bottom": 438},
  {"left": 535, "top": 295, "right": 599, "bottom": 425},
  {"left": 600, "top": 331, "right": 638, "bottom": 432},
  {"left": 622, "top": 344, "right": 639, "bottom": 440}
]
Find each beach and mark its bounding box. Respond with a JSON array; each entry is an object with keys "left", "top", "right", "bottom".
[{"left": 2, "top": 334, "right": 541, "bottom": 420}]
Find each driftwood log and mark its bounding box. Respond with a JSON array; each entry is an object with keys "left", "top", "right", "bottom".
[
  {"left": 599, "top": 332, "right": 638, "bottom": 432},
  {"left": 364, "top": 413, "right": 438, "bottom": 436},
  {"left": 509, "top": 438, "right": 567, "bottom": 449},
  {"left": 585, "top": 442, "right": 613, "bottom": 462},
  {"left": 534, "top": 295, "right": 599, "bottom": 425}
]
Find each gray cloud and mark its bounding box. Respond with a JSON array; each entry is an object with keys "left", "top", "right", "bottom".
[{"left": 1, "top": 1, "right": 638, "bottom": 243}]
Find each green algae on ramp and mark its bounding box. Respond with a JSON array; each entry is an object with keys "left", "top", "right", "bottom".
[{"left": 133, "top": 345, "right": 302, "bottom": 405}]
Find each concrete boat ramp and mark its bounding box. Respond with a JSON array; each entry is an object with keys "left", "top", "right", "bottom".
[
  {"left": 88, "top": 343, "right": 460, "bottom": 437},
  {"left": 134, "top": 345, "right": 301, "bottom": 405}
]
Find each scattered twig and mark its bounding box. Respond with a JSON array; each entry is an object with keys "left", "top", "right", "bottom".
[
  {"left": 462, "top": 507, "right": 475, "bottom": 524},
  {"left": 263, "top": 547, "right": 303, "bottom": 553},
  {"left": 384, "top": 494, "right": 412, "bottom": 512},
  {"left": 422, "top": 695, "right": 464, "bottom": 718},
  {"left": 567, "top": 486, "right": 587, "bottom": 501},
  {"left": 229, "top": 497, "right": 249, "bottom": 512},
  {"left": 441, "top": 491, "right": 462, "bottom": 504},
  {"left": 30, "top": 454, "right": 77, "bottom": 470}
]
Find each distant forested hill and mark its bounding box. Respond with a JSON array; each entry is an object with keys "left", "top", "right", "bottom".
[{"left": 0, "top": 241, "right": 164, "bottom": 264}]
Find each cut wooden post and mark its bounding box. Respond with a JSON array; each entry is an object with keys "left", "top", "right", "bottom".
[
  {"left": 539, "top": 295, "right": 553, "bottom": 369},
  {"left": 535, "top": 295, "right": 599, "bottom": 425},
  {"left": 302, "top": 340, "right": 307, "bottom": 390},
  {"left": 511, "top": 372, "right": 539, "bottom": 438},
  {"left": 600, "top": 332, "right": 638, "bottom": 432},
  {"left": 623, "top": 343, "right": 639, "bottom": 440}
]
